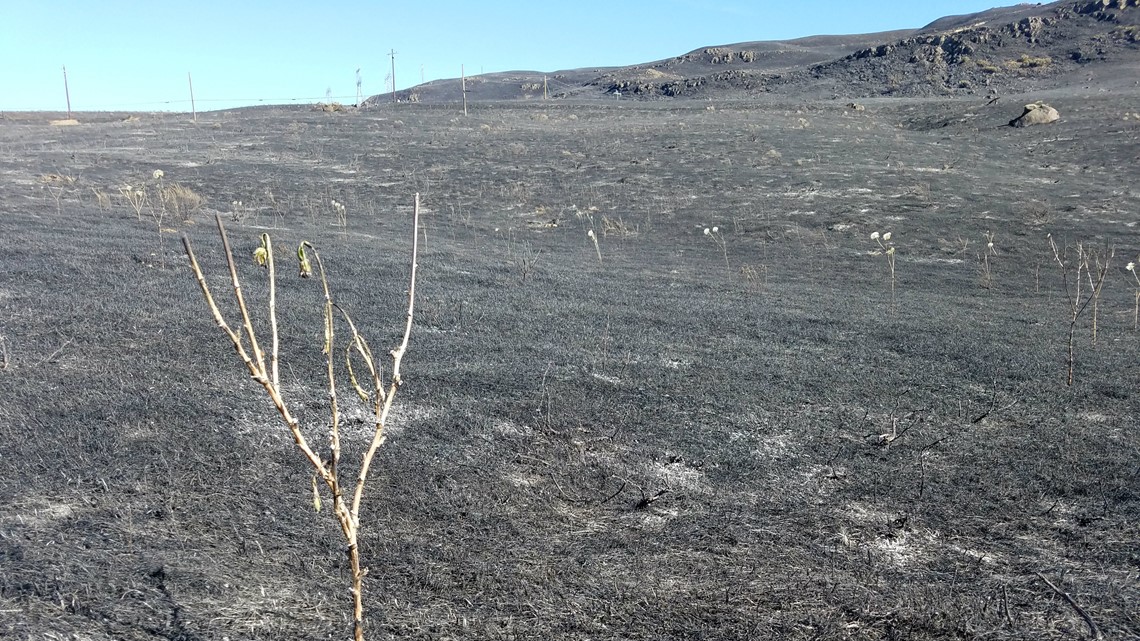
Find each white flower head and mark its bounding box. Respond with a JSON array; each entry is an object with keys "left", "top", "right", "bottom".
[
  {"left": 152, "top": 169, "right": 164, "bottom": 180},
  {"left": 882, "top": 232, "right": 892, "bottom": 242},
  {"left": 587, "top": 229, "right": 595, "bottom": 238},
  {"left": 712, "top": 226, "right": 719, "bottom": 234},
  {"left": 886, "top": 247, "right": 896, "bottom": 255},
  {"left": 1128, "top": 262, "right": 1136, "bottom": 271},
  {"left": 704, "top": 228, "right": 711, "bottom": 236},
  {"left": 870, "top": 231, "right": 880, "bottom": 240}
]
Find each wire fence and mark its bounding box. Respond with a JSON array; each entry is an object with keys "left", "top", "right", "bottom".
[
  {"left": 41, "top": 93, "right": 367, "bottom": 112},
  {"left": 28, "top": 72, "right": 588, "bottom": 112}
]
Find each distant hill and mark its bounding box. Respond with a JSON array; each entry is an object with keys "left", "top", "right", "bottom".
[{"left": 364, "top": 0, "right": 1140, "bottom": 104}]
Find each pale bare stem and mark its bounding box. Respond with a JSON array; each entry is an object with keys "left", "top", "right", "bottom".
[
  {"left": 1128, "top": 260, "right": 1140, "bottom": 330},
  {"left": 587, "top": 229, "right": 602, "bottom": 263},
  {"left": 262, "top": 234, "right": 281, "bottom": 390},
  {"left": 871, "top": 231, "right": 897, "bottom": 309},
  {"left": 1051, "top": 237, "right": 1079, "bottom": 386},
  {"left": 389, "top": 193, "right": 421, "bottom": 388},
  {"left": 0, "top": 335, "right": 8, "bottom": 370},
  {"left": 981, "top": 231, "right": 997, "bottom": 288},
  {"left": 182, "top": 236, "right": 257, "bottom": 374},
  {"left": 703, "top": 226, "right": 729, "bottom": 271},
  {"left": 183, "top": 230, "right": 328, "bottom": 474},
  {"left": 1083, "top": 245, "right": 1113, "bottom": 345},
  {"left": 216, "top": 215, "right": 267, "bottom": 376},
  {"left": 308, "top": 248, "right": 343, "bottom": 476},
  {"left": 352, "top": 192, "right": 421, "bottom": 522},
  {"left": 337, "top": 306, "right": 381, "bottom": 403}
]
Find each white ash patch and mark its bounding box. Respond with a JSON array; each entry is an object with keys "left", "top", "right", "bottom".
[
  {"left": 1, "top": 498, "right": 76, "bottom": 528},
  {"left": 504, "top": 471, "right": 543, "bottom": 487},
  {"left": 651, "top": 458, "right": 707, "bottom": 493},
  {"left": 638, "top": 506, "right": 679, "bottom": 530},
  {"left": 591, "top": 372, "right": 621, "bottom": 385},
  {"left": 750, "top": 432, "right": 793, "bottom": 459},
  {"left": 492, "top": 418, "right": 532, "bottom": 437}
]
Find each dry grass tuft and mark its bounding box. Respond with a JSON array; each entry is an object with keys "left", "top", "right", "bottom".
[
  {"left": 1006, "top": 54, "right": 1052, "bottom": 69},
  {"left": 162, "top": 183, "right": 204, "bottom": 221}
]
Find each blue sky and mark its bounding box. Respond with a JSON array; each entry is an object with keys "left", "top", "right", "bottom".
[{"left": 1, "top": 1, "right": 1004, "bottom": 112}]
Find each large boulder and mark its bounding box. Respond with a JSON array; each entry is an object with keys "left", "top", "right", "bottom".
[{"left": 1010, "top": 102, "right": 1060, "bottom": 127}]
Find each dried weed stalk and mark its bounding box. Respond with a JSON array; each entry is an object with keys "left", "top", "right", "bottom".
[
  {"left": 182, "top": 195, "right": 421, "bottom": 641},
  {"left": 870, "top": 230, "right": 897, "bottom": 308},
  {"left": 979, "top": 231, "right": 997, "bottom": 289},
  {"left": 704, "top": 226, "right": 729, "bottom": 271},
  {"left": 587, "top": 228, "right": 602, "bottom": 263},
  {"left": 1127, "top": 259, "right": 1140, "bottom": 331},
  {"left": 119, "top": 185, "right": 149, "bottom": 221}
]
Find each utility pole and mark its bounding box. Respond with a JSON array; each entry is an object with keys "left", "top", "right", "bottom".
[
  {"left": 188, "top": 72, "right": 196, "bottom": 123},
  {"left": 544, "top": 75, "right": 548, "bottom": 100},
  {"left": 356, "top": 68, "right": 363, "bottom": 105},
  {"left": 62, "top": 65, "right": 72, "bottom": 119},
  {"left": 388, "top": 49, "right": 397, "bottom": 103},
  {"left": 461, "top": 64, "right": 467, "bottom": 116}
]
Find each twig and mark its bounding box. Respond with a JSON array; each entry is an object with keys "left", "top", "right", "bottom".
[
  {"left": 37, "top": 338, "right": 73, "bottom": 365},
  {"left": 1035, "top": 571, "right": 1101, "bottom": 639},
  {"left": 1002, "top": 584, "right": 1014, "bottom": 627},
  {"left": 0, "top": 335, "right": 8, "bottom": 370},
  {"left": 634, "top": 489, "right": 667, "bottom": 510},
  {"left": 601, "top": 482, "right": 626, "bottom": 505}
]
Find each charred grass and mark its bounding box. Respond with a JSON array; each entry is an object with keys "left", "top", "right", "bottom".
[{"left": 0, "top": 96, "right": 1138, "bottom": 639}]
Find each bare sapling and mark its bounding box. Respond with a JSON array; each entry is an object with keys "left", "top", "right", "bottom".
[
  {"left": 1048, "top": 235, "right": 1112, "bottom": 386},
  {"left": 181, "top": 194, "right": 421, "bottom": 641}
]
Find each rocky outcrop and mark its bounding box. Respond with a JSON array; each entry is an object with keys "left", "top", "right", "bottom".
[{"left": 1075, "top": 0, "right": 1140, "bottom": 21}]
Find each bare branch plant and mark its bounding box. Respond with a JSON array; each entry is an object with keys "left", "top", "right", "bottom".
[
  {"left": 1048, "top": 235, "right": 1112, "bottom": 386},
  {"left": 181, "top": 195, "right": 422, "bottom": 641}
]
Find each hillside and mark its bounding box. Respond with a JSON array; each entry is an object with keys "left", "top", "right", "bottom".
[{"left": 366, "top": 0, "right": 1140, "bottom": 104}]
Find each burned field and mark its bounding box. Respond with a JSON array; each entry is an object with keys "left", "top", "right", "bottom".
[{"left": 0, "top": 92, "right": 1138, "bottom": 640}]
